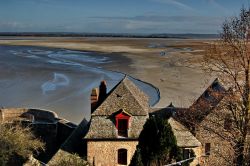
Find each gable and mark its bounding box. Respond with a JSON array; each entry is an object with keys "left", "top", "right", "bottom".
[{"left": 92, "top": 77, "right": 149, "bottom": 116}]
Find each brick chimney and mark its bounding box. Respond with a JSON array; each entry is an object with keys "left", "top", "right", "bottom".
[{"left": 90, "top": 80, "right": 107, "bottom": 113}]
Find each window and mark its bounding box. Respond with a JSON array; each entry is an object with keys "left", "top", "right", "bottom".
[
  {"left": 183, "top": 149, "right": 190, "bottom": 159},
  {"left": 118, "top": 119, "right": 128, "bottom": 137},
  {"left": 115, "top": 111, "right": 131, "bottom": 137},
  {"left": 183, "top": 149, "right": 194, "bottom": 159},
  {"left": 118, "top": 149, "right": 127, "bottom": 165},
  {"left": 205, "top": 143, "right": 211, "bottom": 156}
]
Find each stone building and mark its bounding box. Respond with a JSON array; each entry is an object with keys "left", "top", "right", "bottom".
[
  {"left": 84, "top": 76, "right": 201, "bottom": 166},
  {"left": 85, "top": 77, "right": 149, "bottom": 166},
  {"left": 175, "top": 78, "right": 226, "bottom": 133},
  {"left": 195, "top": 96, "right": 235, "bottom": 166},
  {"left": 174, "top": 78, "right": 237, "bottom": 165},
  {"left": 188, "top": 79, "right": 234, "bottom": 165}
]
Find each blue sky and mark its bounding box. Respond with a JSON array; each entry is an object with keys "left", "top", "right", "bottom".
[{"left": 0, "top": 0, "right": 249, "bottom": 34}]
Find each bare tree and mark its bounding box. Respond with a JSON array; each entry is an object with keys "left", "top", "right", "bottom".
[{"left": 202, "top": 7, "right": 250, "bottom": 166}]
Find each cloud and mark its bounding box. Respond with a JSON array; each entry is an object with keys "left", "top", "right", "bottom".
[{"left": 151, "top": 0, "right": 194, "bottom": 11}]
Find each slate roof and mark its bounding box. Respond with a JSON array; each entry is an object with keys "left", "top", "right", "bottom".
[
  {"left": 189, "top": 78, "right": 226, "bottom": 113},
  {"left": 85, "top": 115, "right": 148, "bottom": 139},
  {"left": 92, "top": 76, "right": 150, "bottom": 116},
  {"left": 168, "top": 118, "right": 201, "bottom": 147},
  {"left": 150, "top": 106, "right": 201, "bottom": 147},
  {"left": 174, "top": 78, "right": 227, "bottom": 130},
  {"left": 85, "top": 76, "right": 150, "bottom": 139}
]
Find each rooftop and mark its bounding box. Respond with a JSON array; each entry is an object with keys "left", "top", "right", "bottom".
[{"left": 92, "top": 76, "right": 150, "bottom": 116}]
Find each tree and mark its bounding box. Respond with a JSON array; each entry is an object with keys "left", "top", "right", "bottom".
[
  {"left": 130, "top": 148, "right": 143, "bottom": 166},
  {"left": 203, "top": 7, "right": 250, "bottom": 166},
  {"left": 0, "top": 123, "right": 44, "bottom": 166},
  {"left": 131, "top": 116, "right": 182, "bottom": 166}
]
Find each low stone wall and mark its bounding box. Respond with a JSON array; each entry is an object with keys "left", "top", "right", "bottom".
[
  {"left": 0, "top": 108, "right": 29, "bottom": 122},
  {"left": 0, "top": 108, "right": 58, "bottom": 123}
]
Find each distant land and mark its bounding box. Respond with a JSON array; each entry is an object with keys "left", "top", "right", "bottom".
[{"left": 0, "top": 32, "right": 219, "bottom": 39}]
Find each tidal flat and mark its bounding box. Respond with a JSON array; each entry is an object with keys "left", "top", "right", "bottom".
[
  {"left": 0, "top": 37, "right": 215, "bottom": 123},
  {"left": 0, "top": 44, "right": 159, "bottom": 123}
]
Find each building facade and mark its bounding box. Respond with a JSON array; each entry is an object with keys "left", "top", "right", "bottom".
[
  {"left": 85, "top": 77, "right": 149, "bottom": 166},
  {"left": 84, "top": 77, "right": 202, "bottom": 166}
]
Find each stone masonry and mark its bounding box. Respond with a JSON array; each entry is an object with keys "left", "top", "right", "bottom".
[{"left": 87, "top": 140, "right": 138, "bottom": 166}]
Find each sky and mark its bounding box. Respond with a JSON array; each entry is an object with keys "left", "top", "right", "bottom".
[{"left": 0, "top": 0, "right": 249, "bottom": 34}]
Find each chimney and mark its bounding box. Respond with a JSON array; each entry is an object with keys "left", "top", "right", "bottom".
[
  {"left": 91, "top": 88, "right": 99, "bottom": 112},
  {"left": 98, "top": 80, "right": 107, "bottom": 103},
  {"left": 90, "top": 80, "right": 107, "bottom": 113}
]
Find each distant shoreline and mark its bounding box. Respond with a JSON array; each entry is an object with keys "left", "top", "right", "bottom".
[{"left": 0, "top": 32, "right": 219, "bottom": 39}]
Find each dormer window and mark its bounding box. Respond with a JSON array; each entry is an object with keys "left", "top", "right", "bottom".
[{"left": 115, "top": 110, "right": 131, "bottom": 137}]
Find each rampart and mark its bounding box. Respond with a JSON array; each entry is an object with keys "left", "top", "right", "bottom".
[{"left": 0, "top": 108, "right": 58, "bottom": 123}]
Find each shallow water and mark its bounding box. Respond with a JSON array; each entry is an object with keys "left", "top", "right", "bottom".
[{"left": 0, "top": 45, "right": 159, "bottom": 124}]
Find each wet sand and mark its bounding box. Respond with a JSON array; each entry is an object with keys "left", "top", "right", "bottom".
[
  {"left": 0, "top": 45, "right": 160, "bottom": 123},
  {"left": 0, "top": 37, "right": 215, "bottom": 111}
]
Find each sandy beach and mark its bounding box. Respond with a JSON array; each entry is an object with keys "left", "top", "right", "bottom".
[{"left": 0, "top": 37, "right": 214, "bottom": 108}]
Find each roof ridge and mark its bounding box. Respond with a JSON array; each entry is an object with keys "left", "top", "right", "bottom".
[{"left": 122, "top": 78, "right": 148, "bottom": 115}]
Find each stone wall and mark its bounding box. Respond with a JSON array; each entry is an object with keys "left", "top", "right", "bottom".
[
  {"left": 190, "top": 147, "right": 202, "bottom": 166},
  {"left": 87, "top": 140, "right": 138, "bottom": 166},
  {"left": 0, "top": 108, "right": 58, "bottom": 123},
  {"left": 0, "top": 108, "right": 28, "bottom": 122},
  {"left": 195, "top": 105, "right": 234, "bottom": 165}
]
